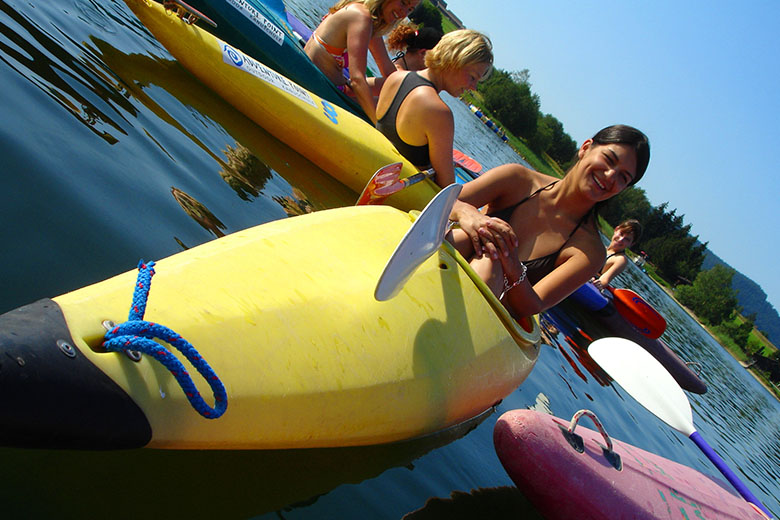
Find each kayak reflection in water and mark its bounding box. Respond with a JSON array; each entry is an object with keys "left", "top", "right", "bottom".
[
  {"left": 592, "top": 218, "right": 642, "bottom": 291},
  {"left": 447, "top": 124, "right": 651, "bottom": 319}
]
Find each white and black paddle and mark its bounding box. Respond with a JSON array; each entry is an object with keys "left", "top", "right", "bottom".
[
  {"left": 374, "top": 183, "right": 461, "bottom": 301},
  {"left": 589, "top": 337, "right": 773, "bottom": 518}
]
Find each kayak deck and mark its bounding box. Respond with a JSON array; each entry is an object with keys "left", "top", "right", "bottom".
[{"left": 0, "top": 206, "right": 539, "bottom": 449}]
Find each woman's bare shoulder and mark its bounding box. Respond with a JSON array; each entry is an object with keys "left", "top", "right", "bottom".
[
  {"left": 382, "top": 70, "right": 408, "bottom": 90},
  {"left": 485, "top": 163, "right": 553, "bottom": 182},
  {"left": 343, "top": 2, "right": 370, "bottom": 16},
  {"left": 568, "top": 225, "right": 607, "bottom": 266},
  {"left": 482, "top": 164, "right": 552, "bottom": 194},
  {"left": 404, "top": 85, "right": 451, "bottom": 122}
]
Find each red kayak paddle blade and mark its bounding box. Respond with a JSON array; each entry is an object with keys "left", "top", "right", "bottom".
[
  {"left": 611, "top": 288, "right": 667, "bottom": 339},
  {"left": 356, "top": 162, "right": 403, "bottom": 205}
]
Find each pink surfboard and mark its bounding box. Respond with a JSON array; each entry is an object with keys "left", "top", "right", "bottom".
[{"left": 494, "top": 409, "right": 769, "bottom": 520}]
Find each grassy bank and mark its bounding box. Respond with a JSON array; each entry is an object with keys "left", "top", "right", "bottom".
[
  {"left": 656, "top": 284, "right": 780, "bottom": 400},
  {"left": 459, "top": 92, "right": 564, "bottom": 179}
]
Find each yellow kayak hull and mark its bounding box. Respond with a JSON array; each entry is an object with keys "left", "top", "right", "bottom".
[
  {"left": 1, "top": 206, "right": 539, "bottom": 449},
  {"left": 122, "top": 0, "right": 438, "bottom": 210}
]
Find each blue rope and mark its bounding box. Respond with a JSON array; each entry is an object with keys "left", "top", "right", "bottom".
[{"left": 103, "top": 260, "right": 227, "bottom": 419}]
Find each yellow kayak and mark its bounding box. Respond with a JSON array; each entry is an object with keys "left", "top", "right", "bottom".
[
  {"left": 0, "top": 205, "right": 539, "bottom": 450},
  {"left": 121, "top": 0, "right": 438, "bottom": 211}
]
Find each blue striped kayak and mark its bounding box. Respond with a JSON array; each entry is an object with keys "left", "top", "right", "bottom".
[{"left": 123, "top": 0, "right": 436, "bottom": 211}]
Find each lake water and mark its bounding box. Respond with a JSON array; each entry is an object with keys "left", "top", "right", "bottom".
[{"left": 0, "top": 0, "right": 778, "bottom": 518}]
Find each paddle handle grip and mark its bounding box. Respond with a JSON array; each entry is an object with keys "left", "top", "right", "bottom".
[
  {"left": 689, "top": 431, "right": 773, "bottom": 518},
  {"left": 399, "top": 169, "right": 435, "bottom": 189}
]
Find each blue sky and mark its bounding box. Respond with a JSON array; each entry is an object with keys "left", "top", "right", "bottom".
[{"left": 443, "top": 0, "right": 780, "bottom": 309}]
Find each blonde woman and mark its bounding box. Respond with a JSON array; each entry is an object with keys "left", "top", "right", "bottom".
[
  {"left": 376, "top": 29, "right": 493, "bottom": 187},
  {"left": 304, "top": 0, "right": 420, "bottom": 123}
]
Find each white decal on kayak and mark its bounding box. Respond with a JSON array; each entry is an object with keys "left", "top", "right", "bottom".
[
  {"left": 221, "top": 43, "right": 317, "bottom": 108},
  {"left": 226, "top": 0, "right": 285, "bottom": 46}
]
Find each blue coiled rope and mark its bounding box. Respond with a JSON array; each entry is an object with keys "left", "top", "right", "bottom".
[{"left": 103, "top": 260, "right": 228, "bottom": 419}]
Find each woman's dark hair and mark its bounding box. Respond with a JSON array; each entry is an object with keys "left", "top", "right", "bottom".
[
  {"left": 409, "top": 26, "right": 443, "bottom": 51},
  {"left": 591, "top": 124, "right": 650, "bottom": 186},
  {"left": 387, "top": 22, "right": 443, "bottom": 52},
  {"left": 615, "top": 218, "right": 643, "bottom": 243}
]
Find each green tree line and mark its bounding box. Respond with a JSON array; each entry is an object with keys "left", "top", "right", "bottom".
[
  {"left": 606, "top": 191, "right": 779, "bottom": 379},
  {"left": 476, "top": 68, "right": 578, "bottom": 165}
]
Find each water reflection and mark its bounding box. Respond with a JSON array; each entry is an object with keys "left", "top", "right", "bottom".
[
  {"left": 92, "top": 38, "right": 356, "bottom": 209},
  {"left": 401, "top": 486, "right": 542, "bottom": 520},
  {"left": 541, "top": 306, "right": 613, "bottom": 388},
  {"left": 0, "top": 407, "right": 495, "bottom": 519},
  {"left": 219, "top": 143, "right": 273, "bottom": 201},
  {"left": 0, "top": 0, "right": 135, "bottom": 143},
  {"left": 170, "top": 186, "right": 226, "bottom": 237}
]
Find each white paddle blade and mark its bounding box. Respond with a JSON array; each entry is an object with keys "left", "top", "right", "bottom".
[
  {"left": 374, "top": 184, "right": 462, "bottom": 301},
  {"left": 588, "top": 337, "right": 696, "bottom": 436}
]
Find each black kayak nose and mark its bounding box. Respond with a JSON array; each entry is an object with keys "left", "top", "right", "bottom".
[{"left": 0, "top": 299, "right": 151, "bottom": 450}]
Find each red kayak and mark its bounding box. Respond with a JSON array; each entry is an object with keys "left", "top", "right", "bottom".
[
  {"left": 494, "top": 409, "right": 769, "bottom": 520},
  {"left": 568, "top": 282, "right": 666, "bottom": 339},
  {"left": 560, "top": 283, "right": 706, "bottom": 394},
  {"left": 607, "top": 286, "right": 667, "bottom": 339}
]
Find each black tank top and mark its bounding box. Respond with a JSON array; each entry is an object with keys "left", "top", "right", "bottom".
[
  {"left": 488, "top": 181, "right": 590, "bottom": 285},
  {"left": 376, "top": 72, "right": 435, "bottom": 168}
]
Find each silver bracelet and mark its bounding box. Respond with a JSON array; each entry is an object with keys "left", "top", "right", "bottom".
[{"left": 500, "top": 262, "right": 527, "bottom": 300}]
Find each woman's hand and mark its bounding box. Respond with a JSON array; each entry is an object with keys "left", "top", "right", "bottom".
[
  {"left": 455, "top": 203, "right": 517, "bottom": 260},
  {"left": 497, "top": 244, "right": 526, "bottom": 284}
]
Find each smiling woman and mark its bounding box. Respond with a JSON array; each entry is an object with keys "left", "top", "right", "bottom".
[
  {"left": 592, "top": 219, "right": 643, "bottom": 290},
  {"left": 447, "top": 124, "right": 650, "bottom": 318},
  {"left": 304, "top": 0, "right": 420, "bottom": 123}
]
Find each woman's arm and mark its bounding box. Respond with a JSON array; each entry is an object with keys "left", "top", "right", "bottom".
[
  {"left": 448, "top": 164, "right": 536, "bottom": 259},
  {"left": 593, "top": 255, "right": 628, "bottom": 290},
  {"left": 422, "top": 100, "right": 456, "bottom": 188},
  {"left": 344, "top": 9, "right": 378, "bottom": 122},
  {"left": 368, "top": 34, "right": 397, "bottom": 77},
  {"left": 500, "top": 242, "right": 604, "bottom": 317}
]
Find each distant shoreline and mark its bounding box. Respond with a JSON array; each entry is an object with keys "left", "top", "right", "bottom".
[{"left": 656, "top": 284, "right": 780, "bottom": 402}]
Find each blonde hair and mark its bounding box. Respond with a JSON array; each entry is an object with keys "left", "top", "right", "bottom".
[
  {"left": 424, "top": 29, "right": 493, "bottom": 72},
  {"left": 330, "top": 0, "right": 405, "bottom": 36}
]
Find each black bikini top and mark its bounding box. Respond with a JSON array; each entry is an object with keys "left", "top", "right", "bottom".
[{"left": 488, "top": 181, "right": 589, "bottom": 285}]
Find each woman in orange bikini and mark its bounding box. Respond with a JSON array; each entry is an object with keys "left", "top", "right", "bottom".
[
  {"left": 447, "top": 125, "right": 651, "bottom": 318},
  {"left": 304, "top": 0, "right": 419, "bottom": 123}
]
